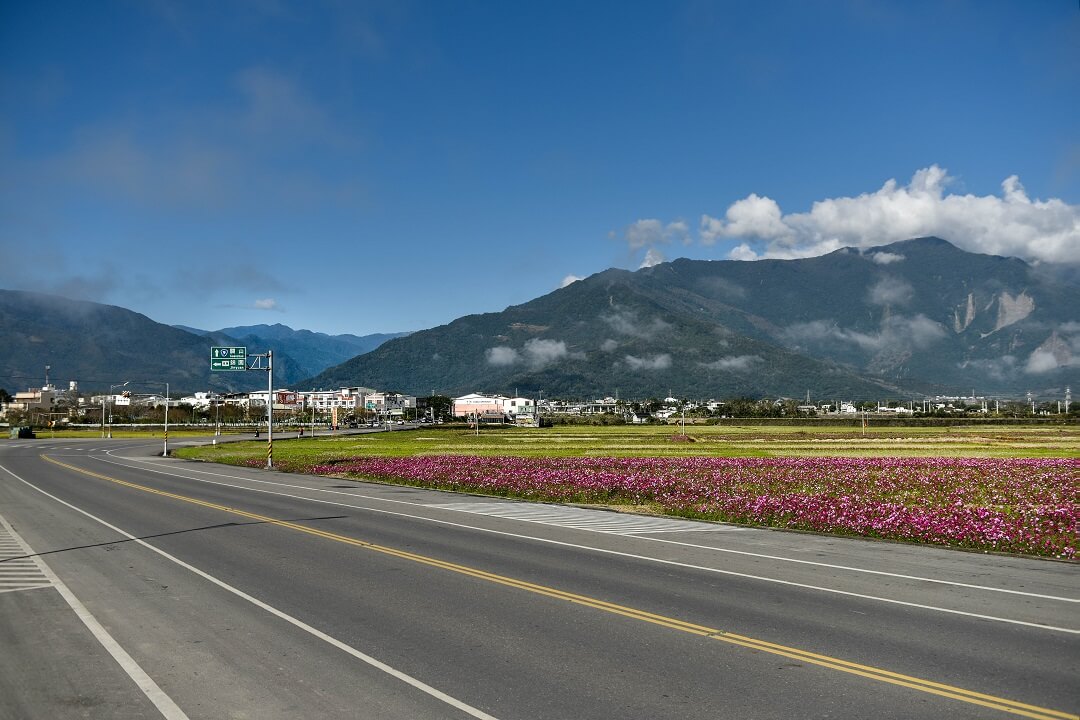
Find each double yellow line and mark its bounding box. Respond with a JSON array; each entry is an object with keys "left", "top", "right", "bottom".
[{"left": 42, "top": 454, "right": 1077, "bottom": 720}]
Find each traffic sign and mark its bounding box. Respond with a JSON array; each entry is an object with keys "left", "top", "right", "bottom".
[{"left": 211, "top": 346, "right": 247, "bottom": 371}]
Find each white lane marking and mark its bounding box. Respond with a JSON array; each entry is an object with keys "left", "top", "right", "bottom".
[
  {"left": 421, "top": 502, "right": 735, "bottom": 535},
  {"left": 84, "top": 454, "right": 1080, "bottom": 634},
  {"left": 0, "top": 521, "right": 52, "bottom": 594},
  {"left": 0, "top": 512, "right": 189, "bottom": 719},
  {"left": 106, "top": 450, "right": 1080, "bottom": 605},
  {"left": 0, "top": 463, "right": 500, "bottom": 720}
]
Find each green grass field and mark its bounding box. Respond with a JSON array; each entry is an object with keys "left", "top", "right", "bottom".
[{"left": 174, "top": 423, "right": 1080, "bottom": 467}]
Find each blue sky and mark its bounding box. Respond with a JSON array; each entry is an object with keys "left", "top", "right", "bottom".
[{"left": 1, "top": 0, "right": 1077, "bottom": 336}]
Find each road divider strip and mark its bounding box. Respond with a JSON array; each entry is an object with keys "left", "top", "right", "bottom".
[{"left": 41, "top": 454, "right": 1078, "bottom": 720}]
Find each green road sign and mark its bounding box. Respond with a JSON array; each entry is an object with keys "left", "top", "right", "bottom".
[{"left": 211, "top": 346, "right": 247, "bottom": 371}]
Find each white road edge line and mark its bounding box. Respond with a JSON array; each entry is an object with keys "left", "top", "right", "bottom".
[
  {"left": 105, "top": 451, "right": 1080, "bottom": 604},
  {"left": 90, "top": 453, "right": 1080, "bottom": 634},
  {"left": 0, "top": 462, "right": 500, "bottom": 720},
  {"left": 0, "top": 511, "right": 189, "bottom": 720}
]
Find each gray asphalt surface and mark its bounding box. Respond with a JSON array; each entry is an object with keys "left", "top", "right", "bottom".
[{"left": 0, "top": 436, "right": 1076, "bottom": 720}]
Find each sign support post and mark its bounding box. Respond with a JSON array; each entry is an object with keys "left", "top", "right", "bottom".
[
  {"left": 266, "top": 350, "right": 273, "bottom": 468},
  {"left": 210, "top": 345, "right": 273, "bottom": 468}
]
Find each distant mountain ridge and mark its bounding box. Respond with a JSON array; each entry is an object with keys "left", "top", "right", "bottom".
[
  {"left": 301, "top": 237, "right": 1079, "bottom": 399},
  {"left": 173, "top": 322, "right": 410, "bottom": 382},
  {"left": 3, "top": 238, "right": 1075, "bottom": 399},
  {"left": 0, "top": 290, "right": 405, "bottom": 393}
]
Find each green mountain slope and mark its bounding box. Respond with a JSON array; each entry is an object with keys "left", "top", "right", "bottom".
[
  {"left": 0, "top": 290, "right": 276, "bottom": 393},
  {"left": 303, "top": 238, "right": 1078, "bottom": 398}
]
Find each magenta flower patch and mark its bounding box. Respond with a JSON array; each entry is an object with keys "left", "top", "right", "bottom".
[{"left": 306, "top": 456, "right": 1078, "bottom": 558}]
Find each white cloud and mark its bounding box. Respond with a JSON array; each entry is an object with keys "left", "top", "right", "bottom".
[
  {"left": 697, "top": 166, "right": 1080, "bottom": 264},
  {"left": 1023, "top": 330, "right": 1078, "bottom": 374},
  {"left": 624, "top": 354, "right": 671, "bottom": 371},
  {"left": 699, "top": 355, "right": 762, "bottom": 371},
  {"left": 784, "top": 315, "right": 946, "bottom": 353},
  {"left": 1025, "top": 349, "right": 1060, "bottom": 374},
  {"left": 621, "top": 218, "right": 687, "bottom": 268},
  {"left": 957, "top": 356, "right": 1018, "bottom": 381},
  {"left": 559, "top": 274, "right": 584, "bottom": 288},
  {"left": 639, "top": 248, "right": 665, "bottom": 268},
  {"left": 253, "top": 298, "right": 278, "bottom": 310},
  {"left": 484, "top": 338, "right": 580, "bottom": 370},
  {"left": 523, "top": 338, "right": 577, "bottom": 369},
  {"left": 603, "top": 308, "right": 671, "bottom": 339},
  {"left": 727, "top": 243, "right": 760, "bottom": 261},
  {"left": 870, "top": 252, "right": 905, "bottom": 265},
  {"left": 624, "top": 219, "right": 689, "bottom": 249},
  {"left": 485, "top": 346, "right": 519, "bottom": 366},
  {"left": 600, "top": 338, "right": 618, "bottom": 352},
  {"left": 701, "top": 193, "right": 791, "bottom": 244},
  {"left": 867, "top": 276, "right": 913, "bottom": 306}
]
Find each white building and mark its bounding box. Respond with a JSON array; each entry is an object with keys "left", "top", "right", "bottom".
[
  {"left": 1, "top": 385, "right": 59, "bottom": 418},
  {"left": 297, "top": 387, "right": 374, "bottom": 413},
  {"left": 364, "top": 391, "right": 417, "bottom": 417},
  {"left": 452, "top": 393, "right": 503, "bottom": 417},
  {"left": 452, "top": 393, "right": 535, "bottom": 422},
  {"left": 246, "top": 390, "right": 300, "bottom": 410},
  {"left": 179, "top": 391, "right": 220, "bottom": 409},
  {"left": 583, "top": 397, "right": 618, "bottom": 415}
]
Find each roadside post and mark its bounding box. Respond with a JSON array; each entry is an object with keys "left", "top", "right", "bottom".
[{"left": 211, "top": 346, "right": 275, "bottom": 468}]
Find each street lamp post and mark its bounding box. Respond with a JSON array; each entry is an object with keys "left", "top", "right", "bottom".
[
  {"left": 139, "top": 381, "right": 170, "bottom": 455},
  {"left": 107, "top": 381, "right": 129, "bottom": 438}
]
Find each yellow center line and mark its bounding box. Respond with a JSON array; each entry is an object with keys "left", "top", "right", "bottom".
[{"left": 41, "top": 454, "right": 1078, "bottom": 720}]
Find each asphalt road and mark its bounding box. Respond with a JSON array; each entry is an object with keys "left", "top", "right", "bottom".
[{"left": 0, "top": 436, "right": 1076, "bottom": 720}]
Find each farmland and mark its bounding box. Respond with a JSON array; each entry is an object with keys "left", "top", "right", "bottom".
[{"left": 175, "top": 423, "right": 1079, "bottom": 558}]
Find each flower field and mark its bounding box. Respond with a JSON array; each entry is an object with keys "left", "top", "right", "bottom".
[{"left": 307, "top": 455, "right": 1079, "bottom": 558}]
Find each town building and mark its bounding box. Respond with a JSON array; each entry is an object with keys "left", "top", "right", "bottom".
[{"left": 452, "top": 393, "right": 536, "bottom": 424}]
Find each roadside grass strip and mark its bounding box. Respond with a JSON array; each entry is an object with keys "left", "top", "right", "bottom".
[{"left": 41, "top": 454, "right": 1079, "bottom": 720}]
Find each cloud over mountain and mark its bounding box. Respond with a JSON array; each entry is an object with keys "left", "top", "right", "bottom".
[
  {"left": 624, "top": 166, "right": 1080, "bottom": 266},
  {"left": 485, "top": 338, "right": 580, "bottom": 370},
  {"left": 718, "top": 167, "right": 1080, "bottom": 264}
]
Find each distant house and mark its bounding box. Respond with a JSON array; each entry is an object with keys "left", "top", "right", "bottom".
[
  {"left": 452, "top": 393, "right": 536, "bottom": 423},
  {"left": 0, "top": 385, "right": 59, "bottom": 418},
  {"left": 246, "top": 390, "right": 299, "bottom": 410},
  {"left": 583, "top": 397, "right": 618, "bottom": 414},
  {"left": 453, "top": 393, "right": 504, "bottom": 419}
]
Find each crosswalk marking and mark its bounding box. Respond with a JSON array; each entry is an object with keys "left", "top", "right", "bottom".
[
  {"left": 0, "top": 517, "right": 53, "bottom": 594},
  {"left": 422, "top": 501, "right": 738, "bottom": 535}
]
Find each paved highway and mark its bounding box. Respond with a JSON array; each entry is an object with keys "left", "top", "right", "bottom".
[{"left": 1, "top": 436, "right": 1076, "bottom": 719}]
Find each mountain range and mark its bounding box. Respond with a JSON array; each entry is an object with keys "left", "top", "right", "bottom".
[
  {"left": 2, "top": 238, "right": 1076, "bottom": 399},
  {"left": 0, "top": 291, "right": 405, "bottom": 393},
  {"left": 302, "top": 238, "right": 1078, "bottom": 399},
  {"left": 174, "top": 323, "right": 408, "bottom": 383}
]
